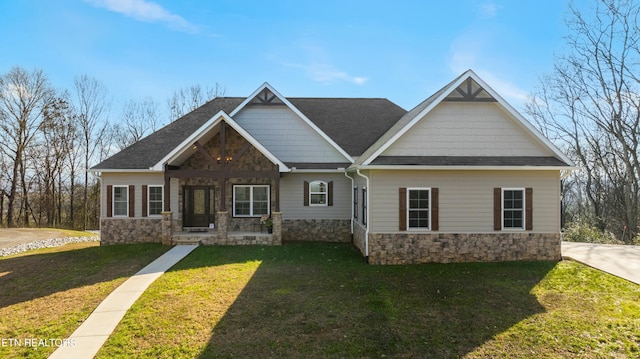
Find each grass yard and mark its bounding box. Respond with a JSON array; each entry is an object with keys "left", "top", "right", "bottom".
[
  {"left": 0, "top": 242, "right": 170, "bottom": 359},
  {"left": 97, "top": 242, "right": 640, "bottom": 358}
]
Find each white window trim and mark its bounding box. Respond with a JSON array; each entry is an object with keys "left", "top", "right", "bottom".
[
  {"left": 502, "top": 188, "right": 525, "bottom": 230},
  {"left": 233, "top": 185, "right": 270, "bottom": 217},
  {"left": 113, "top": 185, "right": 129, "bottom": 217},
  {"left": 309, "top": 180, "right": 328, "bottom": 207},
  {"left": 407, "top": 187, "right": 431, "bottom": 231},
  {"left": 148, "top": 185, "right": 164, "bottom": 217}
]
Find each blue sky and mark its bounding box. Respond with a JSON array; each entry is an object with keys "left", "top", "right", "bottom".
[{"left": 1, "top": 0, "right": 577, "bottom": 115}]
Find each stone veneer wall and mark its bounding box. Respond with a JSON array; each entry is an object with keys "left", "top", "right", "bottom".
[
  {"left": 282, "top": 219, "right": 351, "bottom": 242},
  {"left": 101, "top": 218, "right": 162, "bottom": 245},
  {"left": 199, "top": 233, "right": 281, "bottom": 246},
  {"left": 366, "top": 232, "right": 562, "bottom": 265}
]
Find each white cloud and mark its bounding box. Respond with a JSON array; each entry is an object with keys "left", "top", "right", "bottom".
[
  {"left": 85, "top": 0, "right": 198, "bottom": 33},
  {"left": 304, "top": 63, "right": 368, "bottom": 85},
  {"left": 273, "top": 43, "right": 368, "bottom": 86},
  {"left": 478, "top": 1, "right": 499, "bottom": 17}
]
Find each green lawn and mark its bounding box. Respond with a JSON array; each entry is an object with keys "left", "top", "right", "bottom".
[
  {"left": 96, "top": 242, "right": 640, "bottom": 358},
  {"left": 0, "top": 242, "right": 170, "bottom": 359}
]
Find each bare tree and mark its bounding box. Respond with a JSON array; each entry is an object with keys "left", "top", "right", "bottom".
[
  {"left": 167, "top": 83, "right": 225, "bottom": 120},
  {"left": 0, "top": 66, "right": 54, "bottom": 227},
  {"left": 73, "top": 75, "right": 110, "bottom": 229},
  {"left": 527, "top": 0, "right": 640, "bottom": 241},
  {"left": 111, "top": 97, "right": 162, "bottom": 150}
]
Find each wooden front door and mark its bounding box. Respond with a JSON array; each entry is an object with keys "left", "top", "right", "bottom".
[{"left": 183, "top": 186, "right": 215, "bottom": 227}]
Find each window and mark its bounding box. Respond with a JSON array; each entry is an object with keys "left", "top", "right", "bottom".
[
  {"left": 233, "top": 185, "right": 270, "bottom": 217},
  {"left": 353, "top": 186, "right": 358, "bottom": 220},
  {"left": 309, "top": 181, "right": 327, "bottom": 206},
  {"left": 503, "top": 189, "right": 524, "bottom": 229},
  {"left": 113, "top": 186, "right": 128, "bottom": 217},
  {"left": 362, "top": 188, "right": 367, "bottom": 225},
  {"left": 408, "top": 188, "right": 430, "bottom": 229},
  {"left": 148, "top": 186, "right": 163, "bottom": 216}
]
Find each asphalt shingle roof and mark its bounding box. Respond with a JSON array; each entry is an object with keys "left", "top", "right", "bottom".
[
  {"left": 92, "top": 96, "right": 406, "bottom": 170},
  {"left": 287, "top": 98, "right": 406, "bottom": 156}
]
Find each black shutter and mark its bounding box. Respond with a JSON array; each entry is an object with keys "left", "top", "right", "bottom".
[
  {"left": 494, "top": 188, "right": 502, "bottom": 230},
  {"left": 525, "top": 188, "right": 533, "bottom": 230},
  {"left": 399, "top": 187, "right": 407, "bottom": 231},
  {"left": 129, "top": 185, "right": 135, "bottom": 217},
  {"left": 142, "top": 185, "right": 148, "bottom": 217},
  {"left": 431, "top": 188, "right": 439, "bottom": 231},
  {"left": 106, "top": 185, "right": 113, "bottom": 217}
]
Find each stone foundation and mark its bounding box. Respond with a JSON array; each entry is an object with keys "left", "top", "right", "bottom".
[
  {"left": 199, "top": 233, "right": 281, "bottom": 245},
  {"left": 366, "top": 232, "right": 562, "bottom": 265},
  {"left": 100, "top": 218, "right": 162, "bottom": 245},
  {"left": 282, "top": 219, "right": 351, "bottom": 242}
]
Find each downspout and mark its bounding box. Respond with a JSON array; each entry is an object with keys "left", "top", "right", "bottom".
[
  {"left": 356, "top": 168, "right": 370, "bottom": 259},
  {"left": 344, "top": 171, "right": 354, "bottom": 241}
]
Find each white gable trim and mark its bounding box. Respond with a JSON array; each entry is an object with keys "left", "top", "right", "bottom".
[
  {"left": 360, "top": 70, "right": 574, "bottom": 167},
  {"left": 350, "top": 164, "right": 577, "bottom": 171},
  {"left": 150, "top": 110, "right": 289, "bottom": 172},
  {"left": 229, "top": 82, "right": 354, "bottom": 163}
]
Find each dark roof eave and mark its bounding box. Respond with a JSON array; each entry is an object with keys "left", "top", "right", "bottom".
[{"left": 367, "top": 156, "right": 571, "bottom": 167}]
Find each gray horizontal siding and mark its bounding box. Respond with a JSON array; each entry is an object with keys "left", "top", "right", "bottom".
[
  {"left": 280, "top": 173, "right": 351, "bottom": 219},
  {"left": 369, "top": 170, "right": 561, "bottom": 233},
  {"left": 234, "top": 106, "right": 349, "bottom": 162}
]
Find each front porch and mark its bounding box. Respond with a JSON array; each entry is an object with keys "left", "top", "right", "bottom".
[
  {"left": 162, "top": 211, "right": 282, "bottom": 246},
  {"left": 158, "top": 119, "right": 285, "bottom": 246},
  {"left": 171, "top": 230, "right": 278, "bottom": 245}
]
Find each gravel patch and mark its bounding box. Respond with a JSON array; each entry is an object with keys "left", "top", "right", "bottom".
[{"left": 0, "top": 234, "right": 100, "bottom": 257}]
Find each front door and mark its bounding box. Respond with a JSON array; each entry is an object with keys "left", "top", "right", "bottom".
[{"left": 183, "top": 186, "right": 215, "bottom": 227}]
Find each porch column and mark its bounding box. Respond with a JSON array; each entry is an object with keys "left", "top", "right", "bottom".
[
  {"left": 161, "top": 211, "right": 173, "bottom": 245},
  {"left": 216, "top": 211, "right": 229, "bottom": 242},
  {"left": 163, "top": 169, "right": 171, "bottom": 212},
  {"left": 272, "top": 211, "right": 282, "bottom": 244},
  {"left": 275, "top": 175, "right": 280, "bottom": 212}
]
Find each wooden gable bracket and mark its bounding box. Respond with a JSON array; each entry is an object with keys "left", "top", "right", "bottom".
[
  {"left": 193, "top": 141, "right": 220, "bottom": 167},
  {"left": 227, "top": 142, "right": 252, "bottom": 167},
  {"left": 251, "top": 88, "right": 284, "bottom": 105},
  {"left": 445, "top": 78, "right": 497, "bottom": 102}
]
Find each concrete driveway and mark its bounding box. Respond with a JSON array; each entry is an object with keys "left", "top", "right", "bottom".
[
  {"left": 0, "top": 229, "right": 74, "bottom": 249},
  {"left": 562, "top": 241, "right": 640, "bottom": 285}
]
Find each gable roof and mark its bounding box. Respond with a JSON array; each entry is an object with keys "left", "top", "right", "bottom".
[
  {"left": 153, "top": 111, "right": 288, "bottom": 172},
  {"left": 91, "top": 97, "right": 244, "bottom": 170},
  {"left": 91, "top": 91, "right": 405, "bottom": 171},
  {"left": 230, "top": 83, "right": 355, "bottom": 162},
  {"left": 355, "top": 70, "right": 575, "bottom": 168}
]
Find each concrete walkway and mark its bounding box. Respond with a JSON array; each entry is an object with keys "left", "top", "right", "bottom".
[
  {"left": 49, "top": 244, "right": 198, "bottom": 359},
  {"left": 562, "top": 241, "right": 640, "bottom": 285}
]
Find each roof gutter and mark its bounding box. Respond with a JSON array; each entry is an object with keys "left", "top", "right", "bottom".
[
  {"left": 349, "top": 165, "right": 577, "bottom": 171},
  {"left": 355, "top": 168, "right": 370, "bottom": 259},
  {"left": 86, "top": 168, "right": 161, "bottom": 173}
]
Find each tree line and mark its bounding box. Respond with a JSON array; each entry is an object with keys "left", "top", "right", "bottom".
[
  {"left": 527, "top": 0, "right": 640, "bottom": 242},
  {"left": 0, "top": 68, "right": 223, "bottom": 229},
  {"left": 2, "top": 0, "right": 639, "bottom": 243}
]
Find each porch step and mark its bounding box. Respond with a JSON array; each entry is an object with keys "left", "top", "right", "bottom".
[
  {"left": 174, "top": 238, "right": 203, "bottom": 245},
  {"left": 186, "top": 227, "right": 210, "bottom": 233}
]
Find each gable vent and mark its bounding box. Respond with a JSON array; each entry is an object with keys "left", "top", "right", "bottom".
[
  {"left": 445, "top": 77, "right": 496, "bottom": 102},
  {"left": 248, "top": 88, "right": 285, "bottom": 106}
]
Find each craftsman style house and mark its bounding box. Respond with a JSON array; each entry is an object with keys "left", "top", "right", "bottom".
[{"left": 90, "top": 70, "right": 573, "bottom": 264}]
